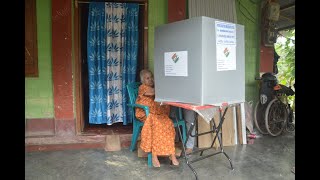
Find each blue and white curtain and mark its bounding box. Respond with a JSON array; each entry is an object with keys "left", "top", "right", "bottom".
[
  {"left": 87, "top": 2, "right": 139, "bottom": 125},
  {"left": 122, "top": 3, "right": 139, "bottom": 125}
]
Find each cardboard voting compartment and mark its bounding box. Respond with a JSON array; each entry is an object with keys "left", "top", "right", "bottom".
[{"left": 154, "top": 16, "right": 245, "bottom": 106}]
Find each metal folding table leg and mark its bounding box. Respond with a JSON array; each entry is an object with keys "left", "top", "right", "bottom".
[
  {"left": 175, "top": 107, "right": 234, "bottom": 180},
  {"left": 174, "top": 108, "right": 199, "bottom": 179},
  {"left": 203, "top": 107, "right": 234, "bottom": 170}
]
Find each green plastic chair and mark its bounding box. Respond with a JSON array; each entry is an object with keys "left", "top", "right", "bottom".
[{"left": 126, "top": 82, "right": 187, "bottom": 167}]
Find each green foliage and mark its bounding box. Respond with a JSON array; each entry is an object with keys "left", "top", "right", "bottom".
[{"left": 275, "top": 29, "right": 295, "bottom": 110}]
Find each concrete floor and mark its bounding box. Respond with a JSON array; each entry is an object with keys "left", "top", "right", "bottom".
[{"left": 25, "top": 132, "right": 295, "bottom": 180}]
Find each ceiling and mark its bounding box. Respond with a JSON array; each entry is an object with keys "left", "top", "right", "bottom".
[{"left": 275, "top": 0, "right": 295, "bottom": 31}]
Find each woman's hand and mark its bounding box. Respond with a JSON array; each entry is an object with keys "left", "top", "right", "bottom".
[{"left": 144, "top": 87, "right": 155, "bottom": 96}]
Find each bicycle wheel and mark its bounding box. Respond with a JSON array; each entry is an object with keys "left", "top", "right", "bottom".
[
  {"left": 265, "top": 99, "right": 287, "bottom": 136},
  {"left": 254, "top": 102, "right": 268, "bottom": 134}
]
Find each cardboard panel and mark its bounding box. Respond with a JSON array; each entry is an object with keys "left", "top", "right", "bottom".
[{"left": 197, "top": 107, "right": 236, "bottom": 148}]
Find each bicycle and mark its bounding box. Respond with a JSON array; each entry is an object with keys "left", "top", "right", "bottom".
[
  {"left": 265, "top": 84, "right": 295, "bottom": 136},
  {"left": 254, "top": 73, "right": 278, "bottom": 135},
  {"left": 254, "top": 73, "right": 295, "bottom": 136}
]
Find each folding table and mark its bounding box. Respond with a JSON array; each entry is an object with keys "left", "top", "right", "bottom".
[{"left": 163, "top": 101, "right": 235, "bottom": 180}]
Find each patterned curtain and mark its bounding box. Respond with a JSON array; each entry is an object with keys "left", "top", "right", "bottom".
[
  {"left": 104, "top": 2, "right": 126, "bottom": 125},
  {"left": 87, "top": 2, "right": 139, "bottom": 125},
  {"left": 122, "top": 3, "right": 139, "bottom": 125},
  {"left": 87, "top": 2, "right": 107, "bottom": 124}
]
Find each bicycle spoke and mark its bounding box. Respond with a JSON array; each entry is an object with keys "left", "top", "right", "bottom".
[{"left": 265, "top": 99, "right": 287, "bottom": 136}]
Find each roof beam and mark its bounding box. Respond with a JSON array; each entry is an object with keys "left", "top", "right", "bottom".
[
  {"left": 277, "top": 24, "right": 295, "bottom": 31},
  {"left": 279, "top": 15, "right": 295, "bottom": 23},
  {"left": 280, "top": 2, "right": 295, "bottom": 11}
]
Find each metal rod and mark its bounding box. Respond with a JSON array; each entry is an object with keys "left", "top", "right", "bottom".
[
  {"left": 175, "top": 105, "right": 234, "bottom": 179},
  {"left": 222, "top": 151, "right": 234, "bottom": 170},
  {"left": 200, "top": 107, "right": 228, "bottom": 156},
  {"left": 190, "top": 152, "right": 223, "bottom": 163},
  {"left": 190, "top": 129, "right": 216, "bottom": 137},
  {"left": 174, "top": 109, "right": 198, "bottom": 180},
  {"left": 189, "top": 146, "right": 213, "bottom": 155}
]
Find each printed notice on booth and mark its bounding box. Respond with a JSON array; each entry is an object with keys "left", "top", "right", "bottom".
[
  {"left": 164, "top": 51, "right": 188, "bottom": 76},
  {"left": 215, "top": 21, "right": 236, "bottom": 71}
]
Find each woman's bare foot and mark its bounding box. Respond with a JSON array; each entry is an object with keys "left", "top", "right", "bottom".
[
  {"left": 152, "top": 154, "right": 160, "bottom": 167},
  {"left": 169, "top": 154, "right": 179, "bottom": 166}
]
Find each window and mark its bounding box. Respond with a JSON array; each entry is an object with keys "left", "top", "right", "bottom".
[{"left": 25, "top": 0, "right": 39, "bottom": 77}]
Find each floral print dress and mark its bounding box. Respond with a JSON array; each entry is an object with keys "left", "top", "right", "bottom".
[{"left": 135, "top": 84, "right": 176, "bottom": 156}]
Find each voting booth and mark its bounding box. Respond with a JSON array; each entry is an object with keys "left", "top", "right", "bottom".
[
  {"left": 153, "top": 17, "right": 246, "bottom": 179},
  {"left": 154, "top": 16, "right": 245, "bottom": 106}
]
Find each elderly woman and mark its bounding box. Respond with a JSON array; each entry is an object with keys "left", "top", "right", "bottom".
[{"left": 135, "top": 69, "right": 179, "bottom": 167}]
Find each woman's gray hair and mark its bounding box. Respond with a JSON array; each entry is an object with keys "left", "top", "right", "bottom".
[{"left": 140, "top": 69, "right": 152, "bottom": 82}]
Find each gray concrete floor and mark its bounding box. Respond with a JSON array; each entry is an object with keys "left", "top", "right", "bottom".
[{"left": 25, "top": 132, "right": 295, "bottom": 180}]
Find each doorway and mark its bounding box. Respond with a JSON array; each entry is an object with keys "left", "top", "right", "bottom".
[{"left": 74, "top": 0, "right": 148, "bottom": 134}]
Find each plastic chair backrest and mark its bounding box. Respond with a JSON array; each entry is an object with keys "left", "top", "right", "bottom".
[
  {"left": 126, "top": 82, "right": 142, "bottom": 125},
  {"left": 127, "top": 82, "right": 141, "bottom": 105}
]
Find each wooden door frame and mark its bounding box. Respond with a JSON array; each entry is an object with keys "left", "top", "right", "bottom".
[{"left": 74, "top": 0, "right": 148, "bottom": 134}]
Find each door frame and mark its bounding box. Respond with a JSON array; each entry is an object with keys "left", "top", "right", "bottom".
[{"left": 73, "top": 0, "right": 148, "bottom": 134}]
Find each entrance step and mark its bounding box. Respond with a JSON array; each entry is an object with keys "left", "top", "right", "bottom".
[{"left": 105, "top": 134, "right": 121, "bottom": 151}]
